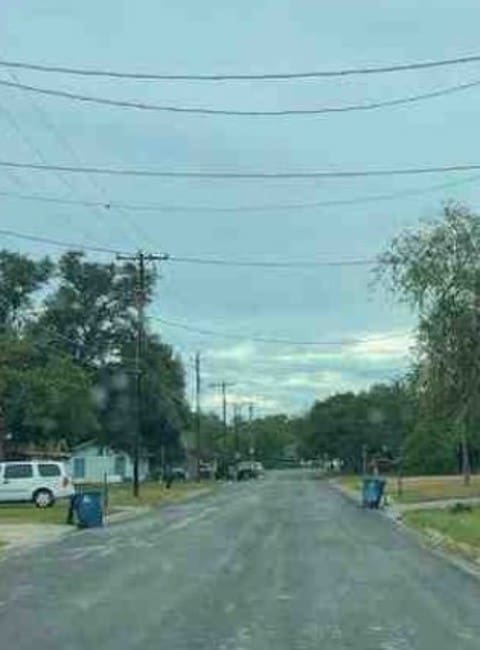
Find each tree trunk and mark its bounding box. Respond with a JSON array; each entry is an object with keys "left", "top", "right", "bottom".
[
  {"left": 462, "top": 431, "right": 471, "bottom": 486},
  {"left": 0, "top": 409, "right": 5, "bottom": 461}
]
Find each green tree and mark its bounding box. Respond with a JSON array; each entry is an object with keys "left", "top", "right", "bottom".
[
  {"left": 35, "top": 251, "right": 153, "bottom": 368},
  {"left": 0, "top": 335, "right": 98, "bottom": 449},
  {"left": 0, "top": 250, "right": 52, "bottom": 331},
  {"left": 249, "top": 414, "right": 297, "bottom": 467},
  {"left": 95, "top": 333, "right": 189, "bottom": 465},
  {"left": 301, "top": 382, "right": 414, "bottom": 471},
  {"left": 378, "top": 204, "right": 480, "bottom": 482}
]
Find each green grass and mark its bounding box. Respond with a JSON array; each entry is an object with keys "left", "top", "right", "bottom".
[
  {"left": 338, "top": 474, "right": 480, "bottom": 504},
  {"left": 0, "top": 481, "right": 213, "bottom": 525},
  {"left": 338, "top": 475, "right": 363, "bottom": 493},
  {"left": 404, "top": 508, "right": 480, "bottom": 553},
  {"left": 0, "top": 501, "right": 69, "bottom": 525},
  {"left": 103, "top": 480, "right": 214, "bottom": 509}
]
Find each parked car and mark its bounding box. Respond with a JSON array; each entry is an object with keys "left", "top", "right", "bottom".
[
  {"left": 236, "top": 461, "right": 265, "bottom": 480},
  {"left": 170, "top": 466, "right": 189, "bottom": 481},
  {"left": 236, "top": 461, "right": 255, "bottom": 481},
  {"left": 0, "top": 460, "right": 75, "bottom": 508}
]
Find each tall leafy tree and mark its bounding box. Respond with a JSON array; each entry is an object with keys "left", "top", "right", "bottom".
[
  {"left": 0, "top": 335, "right": 98, "bottom": 450},
  {"left": 0, "top": 250, "right": 52, "bottom": 331},
  {"left": 301, "top": 382, "right": 414, "bottom": 471},
  {"left": 95, "top": 333, "right": 189, "bottom": 464},
  {"left": 378, "top": 204, "right": 480, "bottom": 482},
  {"left": 35, "top": 251, "right": 153, "bottom": 368}
]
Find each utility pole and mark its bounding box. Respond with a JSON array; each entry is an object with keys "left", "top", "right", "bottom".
[
  {"left": 233, "top": 403, "right": 241, "bottom": 459},
  {"left": 116, "top": 250, "right": 169, "bottom": 497},
  {"left": 361, "top": 444, "right": 367, "bottom": 476},
  {"left": 195, "top": 351, "right": 201, "bottom": 480},
  {"left": 209, "top": 381, "right": 235, "bottom": 476},
  {"left": 248, "top": 403, "right": 254, "bottom": 458}
]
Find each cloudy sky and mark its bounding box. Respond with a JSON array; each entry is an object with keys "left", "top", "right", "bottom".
[{"left": 1, "top": 1, "right": 480, "bottom": 416}]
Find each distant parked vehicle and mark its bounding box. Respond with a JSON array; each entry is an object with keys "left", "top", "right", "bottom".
[
  {"left": 170, "top": 466, "right": 189, "bottom": 481},
  {"left": 0, "top": 460, "right": 74, "bottom": 508},
  {"left": 198, "top": 461, "right": 216, "bottom": 480},
  {"left": 237, "top": 461, "right": 264, "bottom": 481}
]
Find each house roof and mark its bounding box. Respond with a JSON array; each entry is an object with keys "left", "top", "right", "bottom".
[
  {"left": 71, "top": 439, "right": 98, "bottom": 452},
  {"left": 70, "top": 439, "right": 151, "bottom": 459}
]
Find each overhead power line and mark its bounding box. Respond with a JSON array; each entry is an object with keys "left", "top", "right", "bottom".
[
  {"left": 0, "top": 70, "right": 116, "bottom": 247},
  {"left": 0, "top": 227, "right": 127, "bottom": 255},
  {"left": 152, "top": 315, "right": 409, "bottom": 347},
  {"left": 168, "top": 255, "right": 374, "bottom": 268},
  {"left": 3, "top": 69, "right": 151, "bottom": 251},
  {"left": 0, "top": 173, "right": 479, "bottom": 212},
  {"left": 0, "top": 226, "right": 375, "bottom": 267},
  {"left": 1, "top": 77, "right": 479, "bottom": 116},
  {"left": 3, "top": 159, "right": 480, "bottom": 180},
  {"left": 1, "top": 52, "right": 480, "bottom": 80}
]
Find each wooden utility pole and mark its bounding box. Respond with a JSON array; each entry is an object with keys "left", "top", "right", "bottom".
[
  {"left": 209, "top": 381, "right": 235, "bottom": 476},
  {"left": 195, "top": 352, "right": 201, "bottom": 479},
  {"left": 0, "top": 407, "right": 5, "bottom": 461},
  {"left": 116, "top": 250, "right": 169, "bottom": 497},
  {"left": 233, "top": 403, "right": 241, "bottom": 459},
  {"left": 361, "top": 444, "right": 367, "bottom": 476},
  {"left": 248, "top": 403, "right": 254, "bottom": 458}
]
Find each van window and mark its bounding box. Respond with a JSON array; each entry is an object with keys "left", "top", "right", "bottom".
[
  {"left": 38, "top": 463, "right": 61, "bottom": 477},
  {"left": 4, "top": 464, "right": 33, "bottom": 479}
]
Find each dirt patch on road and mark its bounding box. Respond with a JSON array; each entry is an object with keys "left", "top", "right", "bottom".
[{"left": 0, "top": 524, "right": 73, "bottom": 554}]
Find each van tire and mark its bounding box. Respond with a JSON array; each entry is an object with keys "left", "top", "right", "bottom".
[{"left": 33, "top": 489, "right": 54, "bottom": 508}]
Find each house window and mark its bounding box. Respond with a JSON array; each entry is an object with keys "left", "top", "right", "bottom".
[
  {"left": 73, "top": 457, "right": 85, "bottom": 479},
  {"left": 114, "top": 455, "right": 126, "bottom": 477}
]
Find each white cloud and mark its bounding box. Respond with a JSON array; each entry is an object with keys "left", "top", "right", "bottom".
[
  {"left": 207, "top": 342, "right": 256, "bottom": 363},
  {"left": 273, "top": 329, "right": 414, "bottom": 367},
  {"left": 202, "top": 390, "right": 280, "bottom": 414},
  {"left": 186, "top": 329, "right": 415, "bottom": 415},
  {"left": 282, "top": 370, "right": 344, "bottom": 389},
  {"left": 347, "top": 330, "right": 414, "bottom": 362}
]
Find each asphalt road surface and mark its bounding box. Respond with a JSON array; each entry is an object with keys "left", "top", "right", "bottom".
[{"left": 1, "top": 471, "right": 480, "bottom": 649}]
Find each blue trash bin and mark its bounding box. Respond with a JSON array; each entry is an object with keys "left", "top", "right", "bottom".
[
  {"left": 362, "top": 477, "right": 386, "bottom": 509},
  {"left": 75, "top": 491, "right": 104, "bottom": 528}
]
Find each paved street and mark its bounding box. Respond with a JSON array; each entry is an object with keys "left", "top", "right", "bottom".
[{"left": 1, "top": 471, "right": 480, "bottom": 649}]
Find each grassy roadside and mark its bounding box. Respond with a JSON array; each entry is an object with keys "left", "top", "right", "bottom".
[
  {"left": 337, "top": 474, "right": 480, "bottom": 564},
  {"left": 338, "top": 474, "right": 480, "bottom": 504},
  {"left": 0, "top": 480, "right": 214, "bottom": 525},
  {"left": 404, "top": 508, "right": 480, "bottom": 560},
  {"left": 0, "top": 502, "right": 69, "bottom": 525}
]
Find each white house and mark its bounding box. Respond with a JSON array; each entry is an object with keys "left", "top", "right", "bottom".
[{"left": 66, "top": 441, "right": 150, "bottom": 483}]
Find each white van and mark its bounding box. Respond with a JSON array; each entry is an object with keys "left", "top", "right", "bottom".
[{"left": 0, "top": 461, "right": 75, "bottom": 508}]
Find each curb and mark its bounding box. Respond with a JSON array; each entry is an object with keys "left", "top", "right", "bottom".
[
  {"left": 393, "top": 512, "right": 480, "bottom": 583},
  {"left": 329, "top": 479, "right": 361, "bottom": 506},
  {"left": 104, "top": 506, "right": 152, "bottom": 526},
  {"left": 330, "top": 479, "right": 480, "bottom": 583}
]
